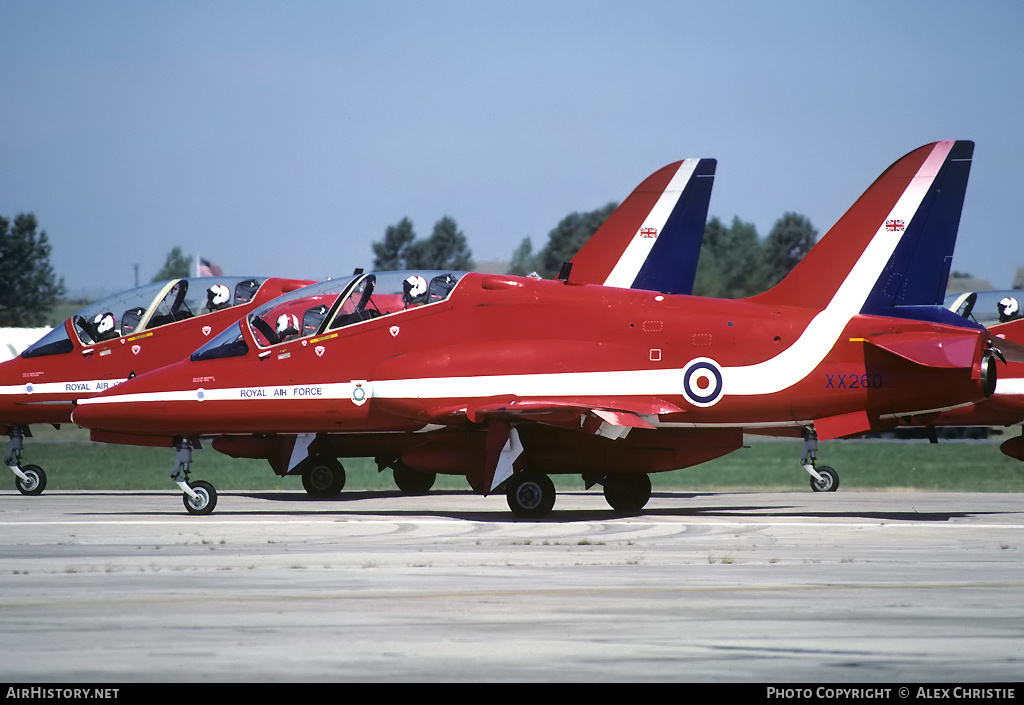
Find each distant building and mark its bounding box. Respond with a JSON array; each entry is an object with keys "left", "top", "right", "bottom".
[{"left": 946, "top": 275, "right": 994, "bottom": 295}]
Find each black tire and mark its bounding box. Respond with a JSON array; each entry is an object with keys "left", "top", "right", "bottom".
[
  {"left": 301, "top": 457, "right": 346, "bottom": 498},
  {"left": 15, "top": 464, "right": 46, "bottom": 496},
  {"left": 183, "top": 480, "right": 217, "bottom": 515},
  {"left": 810, "top": 465, "right": 839, "bottom": 492},
  {"left": 603, "top": 473, "right": 652, "bottom": 512},
  {"left": 505, "top": 473, "right": 556, "bottom": 519},
  {"left": 392, "top": 461, "right": 436, "bottom": 495}
]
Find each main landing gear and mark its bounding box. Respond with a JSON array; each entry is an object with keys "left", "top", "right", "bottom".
[
  {"left": 391, "top": 460, "right": 436, "bottom": 495},
  {"left": 299, "top": 456, "right": 346, "bottom": 498},
  {"left": 501, "top": 471, "right": 654, "bottom": 519},
  {"left": 171, "top": 437, "right": 217, "bottom": 515},
  {"left": 601, "top": 473, "right": 653, "bottom": 512},
  {"left": 372, "top": 457, "right": 437, "bottom": 495},
  {"left": 504, "top": 472, "right": 555, "bottom": 518},
  {"left": 802, "top": 427, "right": 840, "bottom": 492},
  {"left": 6, "top": 427, "right": 46, "bottom": 496}
]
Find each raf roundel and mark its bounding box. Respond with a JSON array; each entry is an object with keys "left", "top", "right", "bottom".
[{"left": 682, "top": 357, "right": 724, "bottom": 407}]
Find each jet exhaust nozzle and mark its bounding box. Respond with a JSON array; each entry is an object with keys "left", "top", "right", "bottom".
[{"left": 981, "top": 349, "right": 999, "bottom": 398}]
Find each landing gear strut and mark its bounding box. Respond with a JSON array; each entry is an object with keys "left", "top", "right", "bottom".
[
  {"left": 802, "top": 427, "right": 839, "bottom": 492},
  {"left": 6, "top": 427, "right": 46, "bottom": 496},
  {"left": 172, "top": 437, "right": 217, "bottom": 515}
]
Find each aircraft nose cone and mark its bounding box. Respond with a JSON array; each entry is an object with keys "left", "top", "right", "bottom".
[
  {"left": 70, "top": 398, "right": 117, "bottom": 431},
  {"left": 72, "top": 389, "right": 154, "bottom": 433}
]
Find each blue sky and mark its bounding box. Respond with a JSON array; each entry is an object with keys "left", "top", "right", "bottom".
[{"left": 2, "top": 1, "right": 1021, "bottom": 297}]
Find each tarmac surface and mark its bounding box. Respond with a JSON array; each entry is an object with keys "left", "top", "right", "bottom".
[{"left": 0, "top": 487, "right": 1022, "bottom": 683}]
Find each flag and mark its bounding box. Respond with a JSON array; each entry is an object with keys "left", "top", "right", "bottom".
[{"left": 197, "top": 257, "right": 224, "bottom": 277}]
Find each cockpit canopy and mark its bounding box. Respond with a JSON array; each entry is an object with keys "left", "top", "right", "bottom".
[
  {"left": 21, "top": 277, "right": 267, "bottom": 359},
  {"left": 945, "top": 289, "right": 1024, "bottom": 327},
  {"left": 191, "top": 271, "right": 465, "bottom": 361}
]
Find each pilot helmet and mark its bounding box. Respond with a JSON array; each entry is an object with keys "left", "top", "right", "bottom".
[
  {"left": 93, "top": 312, "right": 116, "bottom": 336},
  {"left": 998, "top": 296, "right": 1019, "bottom": 321},
  {"left": 207, "top": 284, "right": 231, "bottom": 310},
  {"left": 276, "top": 313, "right": 299, "bottom": 337},
  {"left": 402, "top": 275, "right": 428, "bottom": 307}
]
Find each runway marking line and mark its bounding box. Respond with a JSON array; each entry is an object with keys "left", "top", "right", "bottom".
[{"left": 2, "top": 581, "right": 1024, "bottom": 611}]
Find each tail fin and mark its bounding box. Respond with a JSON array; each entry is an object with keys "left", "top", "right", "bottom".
[
  {"left": 568, "top": 158, "right": 716, "bottom": 294},
  {"left": 748, "top": 141, "right": 974, "bottom": 313}
]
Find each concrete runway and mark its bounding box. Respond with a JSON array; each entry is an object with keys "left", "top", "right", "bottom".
[{"left": 0, "top": 488, "right": 1022, "bottom": 683}]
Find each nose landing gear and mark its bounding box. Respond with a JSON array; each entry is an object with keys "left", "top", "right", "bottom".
[
  {"left": 171, "top": 437, "right": 217, "bottom": 515},
  {"left": 6, "top": 427, "right": 46, "bottom": 496},
  {"left": 802, "top": 427, "right": 840, "bottom": 492}
]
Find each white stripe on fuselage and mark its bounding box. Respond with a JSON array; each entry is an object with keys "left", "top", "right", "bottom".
[
  {"left": 602, "top": 159, "right": 699, "bottom": 288},
  {"left": 0, "top": 379, "right": 127, "bottom": 397},
  {"left": 78, "top": 144, "right": 955, "bottom": 413}
]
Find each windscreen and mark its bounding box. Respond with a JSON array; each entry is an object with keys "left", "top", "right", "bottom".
[
  {"left": 66, "top": 277, "right": 268, "bottom": 346},
  {"left": 191, "top": 321, "right": 249, "bottom": 361},
  {"left": 246, "top": 275, "right": 361, "bottom": 347}
]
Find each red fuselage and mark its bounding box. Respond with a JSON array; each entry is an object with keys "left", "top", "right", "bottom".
[{"left": 74, "top": 273, "right": 992, "bottom": 455}]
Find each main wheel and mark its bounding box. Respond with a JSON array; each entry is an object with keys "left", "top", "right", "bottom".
[
  {"left": 392, "top": 461, "right": 436, "bottom": 495},
  {"left": 183, "top": 480, "right": 217, "bottom": 515},
  {"left": 505, "top": 473, "right": 556, "bottom": 519},
  {"left": 603, "top": 473, "right": 652, "bottom": 512},
  {"left": 810, "top": 465, "right": 839, "bottom": 492},
  {"left": 15, "top": 464, "right": 46, "bottom": 496},
  {"left": 301, "top": 457, "right": 346, "bottom": 498}
]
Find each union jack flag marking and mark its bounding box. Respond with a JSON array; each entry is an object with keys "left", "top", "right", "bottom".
[
  {"left": 639, "top": 227, "right": 658, "bottom": 238},
  {"left": 885, "top": 219, "right": 905, "bottom": 232}
]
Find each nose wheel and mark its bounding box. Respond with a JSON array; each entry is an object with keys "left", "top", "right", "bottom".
[
  {"left": 14, "top": 464, "right": 47, "bottom": 496},
  {"left": 809, "top": 465, "right": 839, "bottom": 492},
  {"left": 7, "top": 427, "right": 46, "bottom": 496},
  {"left": 183, "top": 480, "right": 217, "bottom": 515},
  {"left": 171, "top": 437, "right": 218, "bottom": 515},
  {"left": 802, "top": 426, "right": 840, "bottom": 492}
]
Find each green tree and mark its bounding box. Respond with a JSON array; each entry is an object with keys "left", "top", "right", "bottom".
[
  {"left": 693, "top": 216, "right": 768, "bottom": 298},
  {"left": 508, "top": 237, "right": 536, "bottom": 276},
  {"left": 405, "top": 216, "right": 475, "bottom": 270},
  {"left": 532, "top": 203, "right": 617, "bottom": 279},
  {"left": 372, "top": 217, "right": 474, "bottom": 271},
  {"left": 152, "top": 247, "right": 191, "bottom": 282},
  {"left": 762, "top": 212, "right": 817, "bottom": 290},
  {"left": 692, "top": 240, "right": 726, "bottom": 298},
  {"left": 0, "top": 213, "right": 66, "bottom": 326},
  {"left": 372, "top": 218, "right": 416, "bottom": 271}
]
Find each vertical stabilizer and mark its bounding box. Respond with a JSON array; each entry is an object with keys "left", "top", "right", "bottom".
[
  {"left": 747, "top": 141, "right": 973, "bottom": 313},
  {"left": 569, "top": 158, "right": 716, "bottom": 294}
]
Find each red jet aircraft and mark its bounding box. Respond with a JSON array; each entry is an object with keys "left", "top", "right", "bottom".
[
  {"left": 71, "top": 156, "right": 718, "bottom": 508},
  {"left": 0, "top": 275, "right": 312, "bottom": 494},
  {"left": 75, "top": 141, "right": 1001, "bottom": 518}
]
